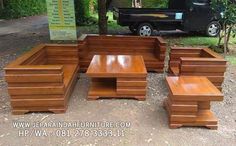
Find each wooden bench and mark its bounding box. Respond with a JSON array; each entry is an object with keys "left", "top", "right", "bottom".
[
  {"left": 168, "top": 47, "right": 227, "bottom": 90},
  {"left": 4, "top": 44, "right": 79, "bottom": 115},
  {"left": 78, "top": 34, "right": 167, "bottom": 73}
]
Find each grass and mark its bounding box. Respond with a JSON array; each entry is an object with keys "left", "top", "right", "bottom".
[
  {"left": 179, "top": 37, "right": 218, "bottom": 46},
  {"left": 167, "top": 36, "right": 218, "bottom": 46},
  {"left": 168, "top": 35, "right": 236, "bottom": 46},
  {"left": 226, "top": 56, "right": 236, "bottom": 65}
]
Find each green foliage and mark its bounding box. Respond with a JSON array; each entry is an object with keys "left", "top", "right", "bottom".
[
  {"left": 75, "top": 0, "right": 91, "bottom": 25},
  {"left": 0, "top": 0, "right": 46, "bottom": 19},
  {"left": 92, "top": 0, "right": 98, "bottom": 13},
  {"left": 111, "top": 0, "right": 167, "bottom": 8},
  {"left": 142, "top": 0, "right": 168, "bottom": 8},
  {"left": 226, "top": 56, "right": 236, "bottom": 65},
  {"left": 211, "top": 0, "right": 236, "bottom": 53},
  {"left": 212, "top": 0, "right": 236, "bottom": 26},
  {"left": 209, "top": 45, "right": 224, "bottom": 53},
  {"left": 177, "top": 37, "right": 219, "bottom": 46}
]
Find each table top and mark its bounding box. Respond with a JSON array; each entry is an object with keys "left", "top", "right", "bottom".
[
  {"left": 86, "top": 55, "right": 147, "bottom": 77},
  {"left": 166, "top": 76, "right": 223, "bottom": 97}
]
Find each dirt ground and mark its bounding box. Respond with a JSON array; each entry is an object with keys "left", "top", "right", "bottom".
[{"left": 0, "top": 16, "right": 235, "bottom": 146}]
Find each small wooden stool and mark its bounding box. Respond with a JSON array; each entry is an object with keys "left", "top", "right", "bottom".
[{"left": 164, "top": 76, "right": 223, "bottom": 129}]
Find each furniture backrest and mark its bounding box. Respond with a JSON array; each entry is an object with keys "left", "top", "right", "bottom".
[
  {"left": 168, "top": 46, "right": 227, "bottom": 90},
  {"left": 78, "top": 34, "right": 166, "bottom": 60},
  {"left": 87, "top": 35, "right": 155, "bottom": 54},
  {"left": 78, "top": 34, "right": 167, "bottom": 72},
  {"left": 200, "top": 48, "right": 224, "bottom": 59},
  {"left": 45, "top": 44, "right": 79, "bottom": 65},
  {"left": 169, "top": 47, "right": 202, "bottom": 69},
  {"left": 179, "top": 57, "right": 227, "bottom": 90},
  {"left": 15, "top": 45, "right": 47, "bottom": 66}
]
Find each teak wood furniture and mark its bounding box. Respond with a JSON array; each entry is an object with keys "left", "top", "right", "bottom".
[
  {"left": 86, "top": 55, "right": 147, "bottom": 100},
  {"left": 168, "top": 47, "right": 227, "bottom": 90},
  {"left": 4, "top": 44, "right": 79, "bottom": 115},
  {"left": 164, "top": 76, "right": 223, "bottom": 129},
  {"left": 78, "top": 34, "right": 167, "bottom": 72}
]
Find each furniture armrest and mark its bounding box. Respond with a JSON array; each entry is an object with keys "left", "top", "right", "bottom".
[
  {"left": 156, "top": 37, "right": 167, "bottom": 45},
  {"left": 7, "top": 44, "right": 46, "bottom": 66},
  {"left": 4, "top": 65, "right": 64, "bottom": 83},
  {"left": 201, "top": 48, "right": 224, "bottom": 59},
  {"left": 171, "top": 46, "right": 203, "bottom": 51},
  {"left": 5, "top": 65, "right": 63, "bottom": 71},
  {"left": 78, "top": 39, "right": 89, "bottom": 57},
  {"left": 154, "top": 37, "right": 167, "bottom": 60},
  {"left": 179, "top": 57, "right": 227, "bottom": 75},
  {"left": 180, "top": 57, "right": 227, "bottom": 65}
]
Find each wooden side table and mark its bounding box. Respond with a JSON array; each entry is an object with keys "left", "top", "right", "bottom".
[
  {"left": 86, "top": 55, "right": 147, "bottom": 100},
  {"left": 164, "top": 76, "right": 223, "bottom": 129}
]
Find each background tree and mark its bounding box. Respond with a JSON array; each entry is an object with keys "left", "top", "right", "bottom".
[
  {"left": 98, "top": 0, "right": 112, "bottom": 34},
  {"left": 98, "top": 0, "right": 107, "bottom": 34},
  {"left": 211, "top": 0, "right": 236, "bottom": 55},
  {"left": 75, "top": 0, "right": 91, "bottom": 24},
  {"left": 0, "top": 0, "right": 46, "bottom": 19},
  {"left": 0, "top": 0, "right": 4, "bottom": 9}
]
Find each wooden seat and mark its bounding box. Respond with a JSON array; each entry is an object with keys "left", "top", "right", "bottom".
[
  {"left": 168, "top": 47, "right": 227, "bottom": 90},
  {"left": 63, "top": 65, "right": 78, "bottom": 88},
  {"left": 78, "top": 34, "right": 167, "bottom": 72},
  {"left": 4, "top": 44, "right": 79, "bottom": 115}
]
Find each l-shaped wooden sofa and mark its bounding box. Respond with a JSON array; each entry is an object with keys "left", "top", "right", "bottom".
[
  {"left": 4, "top": 44, "right": 79, "bottom": 114},
  {"left": 4, "top": 34, "right": 227, "bottom": 114}
]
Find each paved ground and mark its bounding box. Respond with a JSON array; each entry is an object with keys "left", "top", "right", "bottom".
[
  {"left": 0, "top": 15, "right": 48, "bottom": 35},
  {"left": 0, "top": 16, "right": 235, "bottom": 146}
]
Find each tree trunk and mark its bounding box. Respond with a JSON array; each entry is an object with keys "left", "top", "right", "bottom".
[
  {"left": 223, "top": 23, "right": 227, "bottom": 57},
  {"left": 132, "top": 0, "right": 142, "bottom": 8},
  {"left": 98, "top": 0, "right": 107, "bottom": 34},
  {"left": 226, "top": 26, "right": 232, "bottom": 52},
  {"left": 218, "top": 32, "right": 223, "bottom": 46},
  {"left": 0, "top": 0, "right": 4, "bottom": 9}
]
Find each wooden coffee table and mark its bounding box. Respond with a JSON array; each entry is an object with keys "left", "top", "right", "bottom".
[
  {"left": 86, "top": 55, "right": 147, "bottom": 100},
  {"left": 164, "top": 76, "right": 223, "bottom": 129}
]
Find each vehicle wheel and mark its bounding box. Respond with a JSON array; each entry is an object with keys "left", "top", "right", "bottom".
[
  {"left": 206, "top": 21, "right": 221, "bottom": 37},
  {"left": 137, "top": 23, "right": 153, "bottom": 36},
  {"left": 129, "top": 25, "right": 137, "bottom": 34}
]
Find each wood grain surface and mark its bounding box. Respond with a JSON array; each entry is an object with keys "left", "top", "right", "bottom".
[
  {"left": 4, "top": 44, "right": 79, "bottom": 115},
  {"left": 86, "top": 55, "right": 147, "bottom": 100},
  {"left": 168, "top": 46, "right": 227, "bottom": 90},
  {"left": 164, "top": 76, "right": 224, "bottom": 129}
]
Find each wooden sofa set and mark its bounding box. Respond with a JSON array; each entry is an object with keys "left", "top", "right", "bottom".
[
  {"left": 4, "top": 34, "right": 227, "bottom": 129},
  {"left": 4, "top": 35, "right": 167, "bottom": 114}
]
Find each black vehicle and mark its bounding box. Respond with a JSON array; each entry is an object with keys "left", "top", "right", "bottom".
[{"left": 113, "top": 0, "right": 222, "bottom": 37}]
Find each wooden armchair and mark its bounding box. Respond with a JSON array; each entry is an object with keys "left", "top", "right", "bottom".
[{"left": 168, "top": 47, "right": 227, "bottom": 90}]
